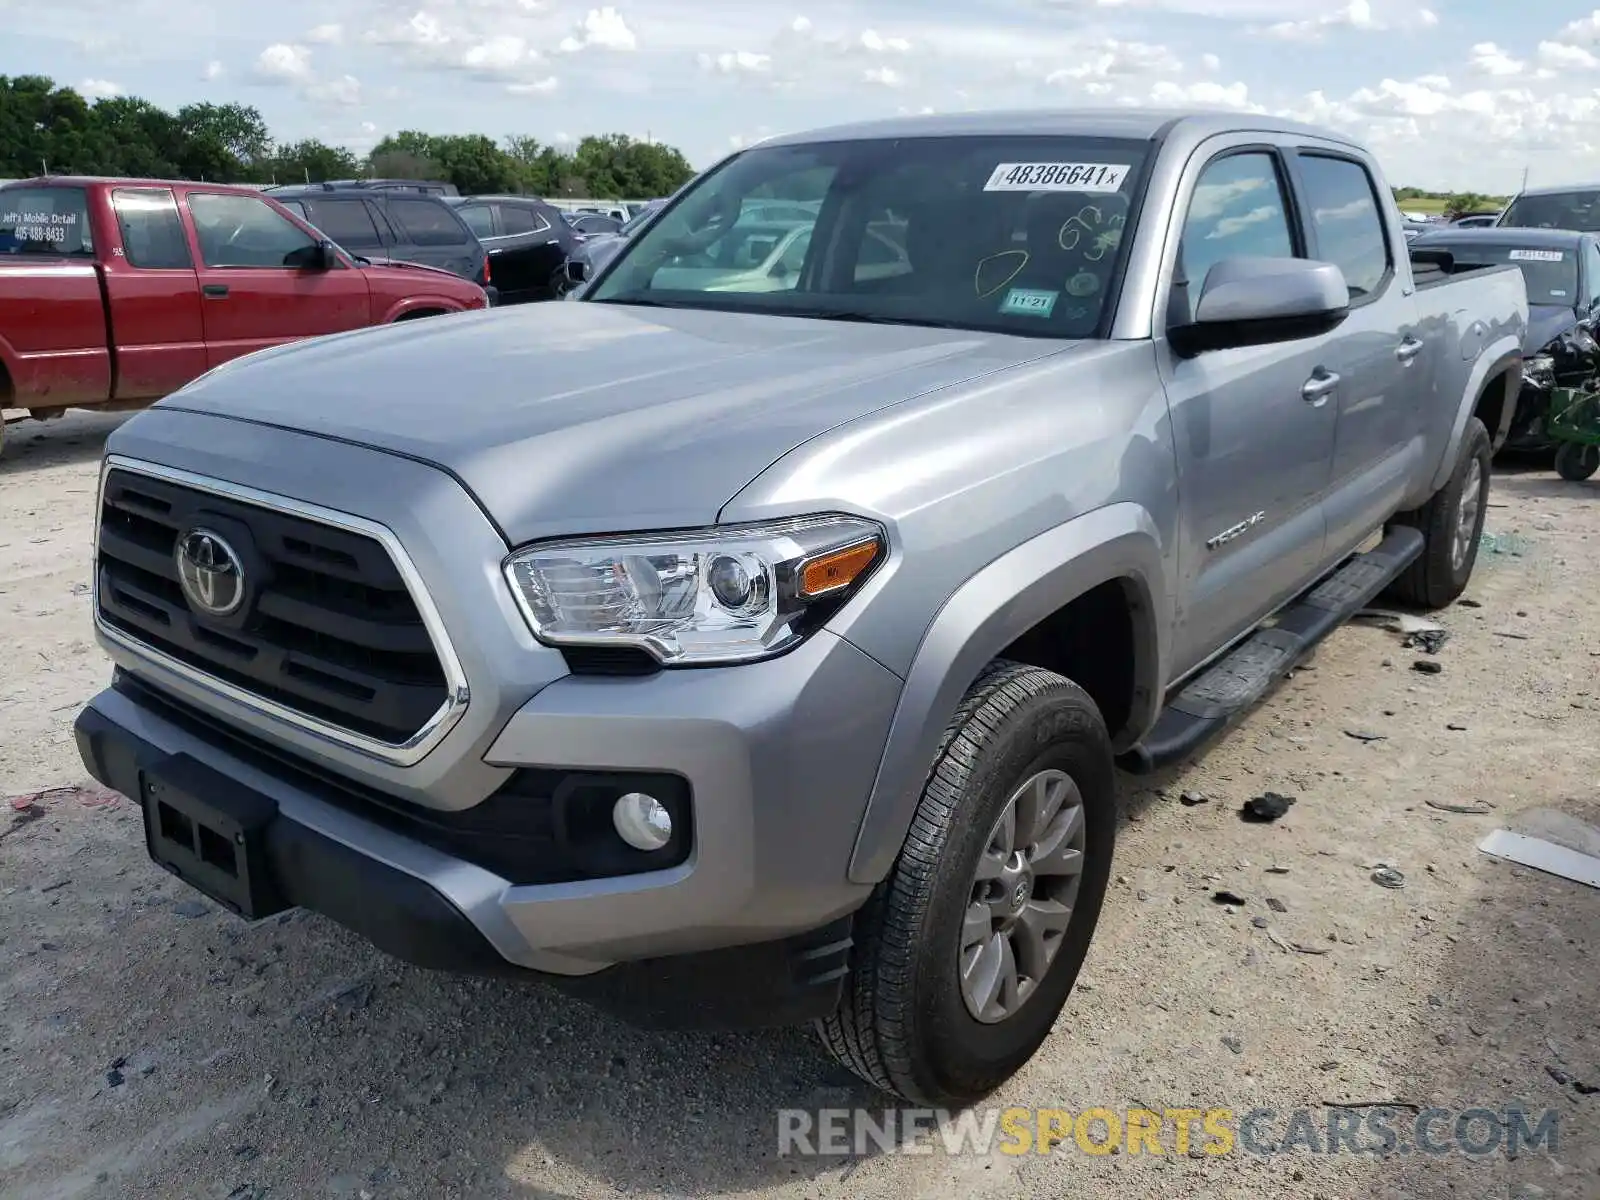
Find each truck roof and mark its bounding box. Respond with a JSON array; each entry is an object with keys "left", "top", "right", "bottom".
[
  {"left": 0, "top": 175, "right": 270, "bottom": 195},
  {"left": 757, "top": 108, "right": 1361, "bottom": 150}
]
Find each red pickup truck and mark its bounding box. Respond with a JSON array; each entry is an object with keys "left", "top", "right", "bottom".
[{"left": 0, "top": 177, "right": 492, "bottom": 456}]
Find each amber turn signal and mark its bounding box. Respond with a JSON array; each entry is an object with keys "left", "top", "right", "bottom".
[{"left": 799, "top": 539, "right": 881, "bottom": 598}]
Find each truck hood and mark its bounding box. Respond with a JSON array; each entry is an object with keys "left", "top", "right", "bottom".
[{"left": 160, "top": 301, "right": 1071, "bottom": 545}]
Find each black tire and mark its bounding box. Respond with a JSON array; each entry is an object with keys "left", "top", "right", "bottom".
[
  {"left": 816, "top": 660, "right": 1116, "bottom": 1106},
  {"left": 1384, "top": 416, "right": 1491, "bottom": 610},
  {"left": 1555, "top": 442, "right": 1600, "bottom": 482},
  {"left": 550, "top": 270, "right": 576, "bottom": 300}
]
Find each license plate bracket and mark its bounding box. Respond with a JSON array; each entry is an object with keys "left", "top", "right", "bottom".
[{"left": 139, "top": 754, "right": 287, "bottom": 920}]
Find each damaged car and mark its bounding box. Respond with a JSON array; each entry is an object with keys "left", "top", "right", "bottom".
[{"left": 1410, "top": 227, "right": 1600, "bottom": 453}]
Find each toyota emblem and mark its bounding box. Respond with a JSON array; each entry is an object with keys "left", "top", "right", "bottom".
[{"left": 175, "top": 529, "right": 246, "bottom": 617}]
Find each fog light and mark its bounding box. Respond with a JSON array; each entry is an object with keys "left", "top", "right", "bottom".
[{"left": 612, "top": 792, "right": 673, "bottom": 851}]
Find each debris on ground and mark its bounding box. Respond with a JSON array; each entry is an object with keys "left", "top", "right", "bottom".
[
  {"left": 1426, "top": 798, "right": 1492, "bottom": 816},
  {"left": 1179, "top": 790, "right": 1209, "bottom": 807},
  {"left": 1371, "top": 866, "right": 1406, "bottom": 889},
  {"left": 1345, "top": 728, "right": 1387, "bottom": 742},
  {"left": 1478, "top": 830, "right": 1600, "bottom": 890},
  {"left": 1221, "top": 1036, "right": 1243, "bottom": 1054},
  {"left": 1266, "top": 929, "right": 1331, "bottom": 955},
  {"left": 1242, "top": 792, "right": 1296, "bottom": 823},
  {"left": 1211, "top": 890, "right": 1248, "bottom": 907},
  {"left": 1266, "top": 897, "right": 1287, "bottom": 913},
  {"left": 1355, "top": 609, "right": 1450, "bottom": 653},
  {"left": 1413, "top": 660, "right": 1444, "bottom": 675}
]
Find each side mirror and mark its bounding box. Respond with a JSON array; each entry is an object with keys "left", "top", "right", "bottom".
[
  {"left": 1169, "top": 256, "right": 1350, "bottom": 357},
  {"left": 564, "top": 258, "right": 590, "bottom": 285},
  {"left": 285, "top": 239, "right": 338, "bottom": 271}
]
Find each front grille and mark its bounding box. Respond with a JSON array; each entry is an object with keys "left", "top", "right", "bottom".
[{"left": 96, "top": 468, "right": 449, "bottom": 745}]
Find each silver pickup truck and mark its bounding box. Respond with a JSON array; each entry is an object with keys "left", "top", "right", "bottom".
[{"left": 75, "top": 110, "right": 1527, "bottom": 1107}]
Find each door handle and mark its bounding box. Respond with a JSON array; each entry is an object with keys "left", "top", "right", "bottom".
[
  {"left": 1301, "top": 369, "right": 1340, "bottom": 406},
  {"left": 1395, "top": 335, "right": 1424, "bottom": 363},
  {"left": 202, "top": 284, "right": 230, "bottom": 299}
]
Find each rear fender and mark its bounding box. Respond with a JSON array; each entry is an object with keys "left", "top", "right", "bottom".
[
  {"left": 1430, "top": 338, "right": 1523, "bottom": 492},
  {"left": 845, "top": 503, "right": 1168, "bottom": 884}
]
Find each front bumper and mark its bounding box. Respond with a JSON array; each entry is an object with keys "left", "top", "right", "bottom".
[{"left": 76, "top": 624, "right": 899, "bottom": 1024}]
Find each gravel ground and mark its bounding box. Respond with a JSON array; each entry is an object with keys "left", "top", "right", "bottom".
[{"left": 2, "top": 410, "right": 1597, "bottom": 1200}]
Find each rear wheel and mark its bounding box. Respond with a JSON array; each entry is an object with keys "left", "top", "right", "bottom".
[
  {"left": 817, "top": 660, "right": 1116, "bottom": 1106},
  {"left": 1385, "top": 416, "right": 1491, "bottom": 610},
  {"left": 1555, "top": 442, "right": 1600, "bottom": 482}
]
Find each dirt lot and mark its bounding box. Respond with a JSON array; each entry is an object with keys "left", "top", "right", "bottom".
[{"left": 2, "top": 410, "right": 1597, "bottom": 1200}]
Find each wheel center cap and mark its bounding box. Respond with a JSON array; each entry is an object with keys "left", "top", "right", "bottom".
[{"left": 1010, "top": 877, "right": 1032, "bottom": 912}]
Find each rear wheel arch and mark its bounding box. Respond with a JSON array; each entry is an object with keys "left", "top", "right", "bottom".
[
  {"left": 845, "top": 505, "right": 1169, "bottom": 886},
  {"left": 1473, "top": 364, "right": 1520, "bottom": 454}
]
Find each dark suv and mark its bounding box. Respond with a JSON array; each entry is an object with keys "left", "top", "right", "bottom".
[
  {"left": 445, "top": 195, "right": 583, "bottom": 303},
  {"left": 270, "top": 185, "right": 491, "bottom": 292}
]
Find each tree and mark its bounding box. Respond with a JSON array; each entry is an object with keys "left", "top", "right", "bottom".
[
  {"left": 270, "top": 139, "right": 361, "bottom": 184},
  {"left": 0, "top": 75, "right": 697, "bottom": 198}
]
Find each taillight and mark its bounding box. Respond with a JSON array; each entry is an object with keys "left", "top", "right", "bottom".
[{"left": 481, "top": 257, "right": 492, "bottom": 285}]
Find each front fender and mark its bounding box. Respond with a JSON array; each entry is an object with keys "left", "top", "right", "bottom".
[
  {"left": 379, "top": 295, "right": 473, "bottom": 323},
  {"left": 1430, "top": 337, "right": 1523, "bottom": 491},
  {"left": 845, "top": 502, "right": 1169, "bottom": 884}
]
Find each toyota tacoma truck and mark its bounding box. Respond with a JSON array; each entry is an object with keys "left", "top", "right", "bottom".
[
  {"left": 74, "top": 111, "right": 1527, "bottom": 1107},
  {"left": 0, "top": 177, "right": 491, "bottom": 457}
]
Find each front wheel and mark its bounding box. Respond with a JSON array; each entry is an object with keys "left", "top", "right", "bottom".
[
  {"left": 1555, "top": 442, "right": 1600, "bottom": 482},
  {"left": 817, "top": 661, "right": 1116, "bottom": 1106}
]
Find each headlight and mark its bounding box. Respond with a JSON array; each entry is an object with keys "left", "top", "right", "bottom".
[
  {"left": 504, "top": 515, "right": 885, "bottom": 665},
  {"left": 1526, "top": 353, "right": 1555, "bottom": 384}
]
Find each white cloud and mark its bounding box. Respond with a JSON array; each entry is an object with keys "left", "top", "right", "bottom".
[
  {"left": 560, "top": 7, "right": 636, "bottom": 52},
  {"left": 1558, "top": 10, "right": 1600, "bottom": 44},
  {"left": 305, "top": 74, "right": 361, "bottom": 105},
  {"left": 306, "top": 23, "right": 342, "bottom": 45},
  {"left": 463, "top": 34, "right": 535, "bottom": 74},
  {"left": 864, "top": 65, "right": 905, "bottom": 87},
  {"left": 1468, "top": 42, "right": 1523, "bottom": 76},
  {"left": 1150, "top": 78, "right": 1260, "bottom": 109},
  {"left": 859, "top": 29, "right": 912, "bottom": 53},
  {"left": 698, "top": 49, "right": 771, "bottom": 74},
  {"left": 1042, "top": 40, "right": 1182, "bottom": 84},
  {"left": 507, "top": 76, "right": 560, "bottom": 93},
  {"left": 1262, "top": 0, "right": 1381, "bottom": 42},
  {"left": 254, "top": 43, "right": 312, "bottom": 82},
  {"left": 1201, "top": 52, "right": 1221, "bottom": 71},
  {"left": 1537, "top": 40, "right": 1599, "bottom": 71},
  {"left": 79, "top": 78, "right": 123, "bottom": 100},
  {"left": 202, "top": 60, "right": 225, "bottom": 81}
]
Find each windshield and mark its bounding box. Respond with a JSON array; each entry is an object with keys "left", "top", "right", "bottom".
[
  {"left": 1423, "top": 241, "right": 1579, "bottom": 307},
  {"left": 587, "top": 135, "right": 1153, "bottom": 338},
  {"left": 1500, "top": 190, "right": 1600, "bottom": 233}
]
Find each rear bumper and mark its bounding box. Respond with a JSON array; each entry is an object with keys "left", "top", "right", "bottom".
[{"left": 74, "top": 684, "right": 860, "bottom": 1028}]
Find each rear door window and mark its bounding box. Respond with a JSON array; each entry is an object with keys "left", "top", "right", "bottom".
[
  {"left": 388, "top": 198, "right": 470, "bottom": 247},
  {"left": 0, "top": 186, "right": 94, "bottom": 256},
  {"left": 305, "top": 197, "right": 385, "bottom": 250},
  {"left": 111, "top": 188, "right": 192, "bottom": 269},
  {"left": 456, "top": 204, "right": 496, "bottom": 238},
  {"left": 1294, "top": 153, "right": 1391, "bottom": 300},
  {"left": 500, "top": 205, "right": 552, "bottom": 236}
]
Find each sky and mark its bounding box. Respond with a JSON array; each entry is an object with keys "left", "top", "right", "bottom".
[{"left": 3, "top": 0, "right": 1600, "bottom": 193}]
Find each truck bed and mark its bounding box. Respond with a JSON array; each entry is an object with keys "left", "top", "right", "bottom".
[{"left": 0, "top": 257, "right": 112, "bottom": 409}]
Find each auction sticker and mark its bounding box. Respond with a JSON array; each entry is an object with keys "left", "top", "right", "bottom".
[
  {"left": 984, "top": 163, "right": 1129, "bottom": 193},
  {"left": 1000, "top": 288, "right": 1058, "bottom": 317},
  {"left": 1508, "top": 249, "right": 1564, "bottom": 262}
]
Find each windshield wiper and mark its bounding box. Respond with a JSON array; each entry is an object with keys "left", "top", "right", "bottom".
[{"left": 781, "top": 309, "right": 975, "bottom": 331}]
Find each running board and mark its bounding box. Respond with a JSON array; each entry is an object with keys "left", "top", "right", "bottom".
[{"left": 1118, "top": 526, "right": 1424, "bottom": 775}]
